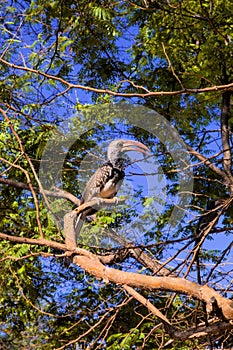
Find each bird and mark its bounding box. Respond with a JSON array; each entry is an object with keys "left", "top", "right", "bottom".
[
  {"left": 196, "top": 199, "right": 223, "bottom": 237},
  {"left": 75, "top": 139, "right": 150, "bottom": 238},
  {"left": 194, "top": 198, "right": 224, "bottom": 284}
]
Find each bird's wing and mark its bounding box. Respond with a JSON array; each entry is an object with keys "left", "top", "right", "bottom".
[
  {"left": 81, "top": 162, "right": 124, "bottom": 203},
  {"left": 81, "top": 163, "right": 114, "bottom": 202},
  {"left": 75, "top": 164, "right": 115, "bottom": 237}
]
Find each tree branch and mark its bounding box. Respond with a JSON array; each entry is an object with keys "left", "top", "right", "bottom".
[
  {"left": 168, "top": 321, "right": 233, "bottom": 343},
  {"left": 0, "top": 232, "right": 66, "bottom": 250},
  {"left": 1, "top": 57, "right": 233, "bottom": 98},
  {"left": 123, "top": 284, "right": 173, "bottom": 329},
  {"left": 73, "top": 254, "right": 233, "bottom": 321},
  {"left": 186, "top": 144, "right": 227, "bottom": 179},
  {"left": 64, "top": 199, "right": 175, "bottom": 276},
  {"left": 106, "top": 228, "right": 175, "bottom": 276},
  {"left": 161, "top": 42, "right": 184, "bottom": 89},
  {"left": 0, "top": 177, "right": 81, "bottom": 206},
  {"left": 1, "top": 231, "right": 233, "bottom": 322},
  {"left": 64, "top": 197, "right": 125, "bottom": 248},
  {"left": 123, "top": 285, "right": 233, "bottom": 343},
  {"left": 221, "top": 92, "right": 232, "bottom": 181}
]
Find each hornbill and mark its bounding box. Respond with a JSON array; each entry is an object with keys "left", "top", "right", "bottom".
[
  {"left": 75, "top": 139, "right": 150, "bottom": 237},
  {"left": 194, "top": 198, "right": 224, "bottom": 284}
]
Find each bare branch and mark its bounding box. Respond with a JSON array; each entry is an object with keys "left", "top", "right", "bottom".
[
  {"left": 64, "top": 197, "right": 125, "bottom": 248},
  {"left": 0, "top": 230, "right": 129, "bottom": 267},
  {"left": 106, "top": 228, "right": 175, "bottom": 276},
  {"left": 221, "top": 92, "right": 232, "bottom": 180},
  {"left": 0, "top": 57, "right": 233, "bottom": 98},
  {"left": 161, "top": 42, "right": 184, "bottom": 89},
  {"left": 170, "top": 321, "right": 233, "bottom": 343},
  {"left": 0, "top": 177, "right": 80, "bottom": 205},
  {"left": 64, "top": 198, "right": 175, "bottom": 276},
  {"left": 186, "top": 144, "right": 227, "bottom": 178},
  {"left": 0, "top": 232, "right": 66, "bottom": 250},
  {"left": 123, "top": 284, "right": 172, "bottom": 328},
  {"left": 1, "top": 229, "right": 233, "bottom": 321},
  {"left": 123, "top": 287, "right": 233, "bottom": 343}
]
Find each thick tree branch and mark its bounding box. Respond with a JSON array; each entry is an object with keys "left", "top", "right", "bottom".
[
  {"left": 1, "top": 231, "right": 233, "bottom": 322},
  {"left": 73, "top": 254, "right": 233, "bottom": 320}
]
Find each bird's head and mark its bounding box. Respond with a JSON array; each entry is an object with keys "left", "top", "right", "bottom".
[{"left": 107, "top": 139, "right": 150, "bottom": 165}]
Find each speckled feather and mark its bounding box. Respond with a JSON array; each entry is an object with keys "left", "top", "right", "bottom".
[{"left": 81, "top": 161, "right": 125, "bottom": 205}]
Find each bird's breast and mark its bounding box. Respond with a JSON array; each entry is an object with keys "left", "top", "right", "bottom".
[
  {"left": 98, "top": 164, "right": 124, "bottom": 198},
  {"left": 81, "top": 163, "right": 125, "bottom": 203},
  {"left": 100, "top": 177, "right": 123, "bottom": 198}
]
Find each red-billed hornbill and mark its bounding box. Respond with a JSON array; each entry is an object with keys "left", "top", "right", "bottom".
[{"left": 75, "top": 139, "right": 149, "bottom": 236}]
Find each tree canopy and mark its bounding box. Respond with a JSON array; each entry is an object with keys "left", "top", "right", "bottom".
[{"left": 0, "top": 0, "right": 233, "bottom": 349}]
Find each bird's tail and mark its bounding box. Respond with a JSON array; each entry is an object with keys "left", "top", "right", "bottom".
[
  {"left": 75, "top": 212, "right": 85, "bottom": 238},
  {"left": 195, "top": 249, "right": 202, "bottom": 285}
]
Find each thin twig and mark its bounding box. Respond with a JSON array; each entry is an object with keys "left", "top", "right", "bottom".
[{"left": 161, "top": 42, "right": 184, "bottom": 89}]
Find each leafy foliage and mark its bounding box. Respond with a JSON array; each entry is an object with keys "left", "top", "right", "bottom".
[{"left": 0, "top": 0, "right": 232, "bottom": 348}]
